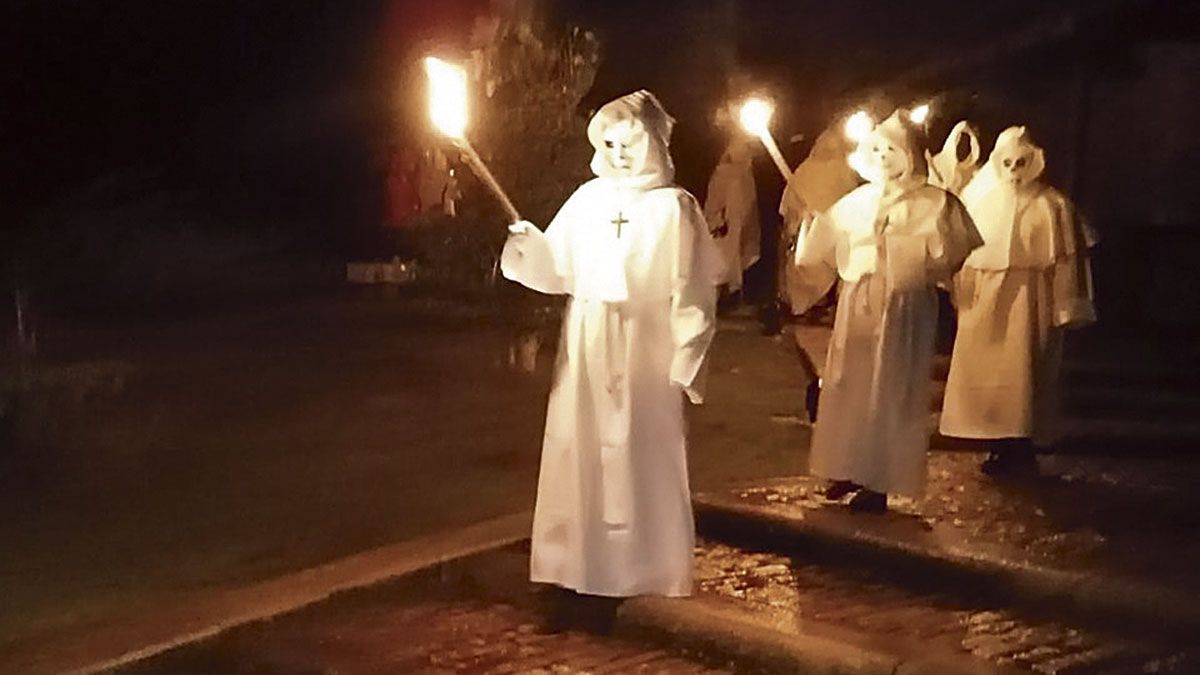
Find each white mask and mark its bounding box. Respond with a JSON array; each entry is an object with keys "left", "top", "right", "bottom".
[
  {"left": 870, "top": 137, "right": 909, "bottom": 183},
  {"left": 600, "top": 120, "right": 644, "bottom": 176},
  {"left": 989, "top": 126, "right": 1045, "bottom": 188}
]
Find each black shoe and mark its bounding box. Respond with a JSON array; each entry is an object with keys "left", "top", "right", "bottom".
[
  {"left": 980, "top": 444, "right": 1039, "bottom": 478},
  {"left": 848, "top": 489, "right": 887, "bottom": 513},
  {"left": 822, "top": 480, "right": 861, "bottom": 501}
]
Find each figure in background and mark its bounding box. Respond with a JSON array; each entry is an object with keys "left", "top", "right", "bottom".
[
  {"left": 703, "top": 136, "right": 761, "bottom": 305},
  {"left": 500, "top": 91, "right": 722, "bottom": 612},
  {"left": 793, "top": 111, "right": 982, "bottom": 512},
  {"left": 779, "top": 124, "right": 861, "bottom": 318},
  {"left": 384, "top": 145, "right": 421, "bottom": 255},
  {"left": 939, "top": 127, "right": 1096, "bottom": 475},
  {"left": 417, "top": 145, "right": 460, "bottom": 217},
  {"left": 777, "top": 123, "right": 862, "bottom": 421}
]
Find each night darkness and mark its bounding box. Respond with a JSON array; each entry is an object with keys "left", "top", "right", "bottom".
[{"left": 3, "top": 0, "right": 1105, "bottom": 229}]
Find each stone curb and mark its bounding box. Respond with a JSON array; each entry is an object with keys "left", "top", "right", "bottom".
[
  {"left": 39, "top": 512, "right": 534, "bottom": 675},
  {"left": 618, "top": 594, "right": 1016, "bottom": 675},
  {"left": 694, "top": 495, "right": 1200, "bottom": 637}
]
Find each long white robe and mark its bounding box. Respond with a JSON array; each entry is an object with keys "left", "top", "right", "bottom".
[
  {"left": 939, "top": 183, "right": 1095, "bottom": 444},
  {"left": 796, "top": 182, "right": 981, "bottom": 497},
  {"left": 703, "top": 144, "right": 760, "bottom": 292},
  {"left": 501, "top": 178, "right": 721, "bottom": 597}
]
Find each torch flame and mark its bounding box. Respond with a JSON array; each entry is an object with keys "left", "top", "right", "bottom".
[
  {"left": 738, "top": 97, "right": 774, "bottom": 137},
  {"left": 424, "top": 56, "right": 468, "bottom": 139},
  {"left": 844, "top": 110, "right": 874, "bottom": 143},
  {"left": 909, "top": 103, "right": 931, "bottom": 125}
]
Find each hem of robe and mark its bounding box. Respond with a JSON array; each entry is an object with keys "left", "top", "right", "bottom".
[
  {"left": 937, "top": 424, "right": 1059, "bottom": 447},
  {"left": 530, "top": 573, "right": 692, "bottom": 598}
]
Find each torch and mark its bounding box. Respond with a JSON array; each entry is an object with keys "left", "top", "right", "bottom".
[
  {"left": 738, "top": 97, "right": 792, "bottom": 181},
  {"left": 424, "top": 56, "right": 522, "bottom": 224}
]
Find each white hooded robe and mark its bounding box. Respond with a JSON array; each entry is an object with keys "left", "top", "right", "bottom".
[
  {"left": 795, "top": 113, "right": 982, "bottom": 498},
  {"left": 501, "top": 91, "right": 722, "bottom": 597},
  {"left": 939, "top": 127, "right": 1096, "bottom": 444},
  {"left": 703, "top": 139, "right": 761, "bottom": 292}
]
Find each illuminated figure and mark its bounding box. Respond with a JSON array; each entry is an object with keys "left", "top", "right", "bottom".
[
  {"left": 794, "top": 111, "right": 982, "bottom": 512},
  {"left": 501, "top": 91, "right": 722, "bottom": 596},
  {"left": 940, "top": 127, "right": 1096, "bottom": 475},
  {"left": 703, "top": 136, "right": 761, "bottom": 298}
]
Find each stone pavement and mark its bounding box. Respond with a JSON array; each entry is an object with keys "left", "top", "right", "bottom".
[
  {"left": 686, "top": 539, "right": 1195, "bottom": 674},
  {"left": 122, "top": 547, "right": 735, "bottom": 675},
  {"left": 52, "top": 318, "right": 1200, "bottom": 674}
]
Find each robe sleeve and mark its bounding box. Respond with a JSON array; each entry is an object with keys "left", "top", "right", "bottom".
[
  {"left": 500, "top": 190, "right": 577, "bottom": 295},
  {"left": 670, "top": 191, "right": 723, "bottom": 404},
  {"left": 1048, "top": 199, "right": 1097, "bottom": 328},
  {"left": 928, "top": 192, "right": 984, "bottom": 285},
  {"left": 789, "top": 211, "right": 840, "bottom": 314}
]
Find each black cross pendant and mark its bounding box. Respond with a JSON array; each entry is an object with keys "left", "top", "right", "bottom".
[{"left": 611, "top": 211, "right": 629, "bottom": 238}]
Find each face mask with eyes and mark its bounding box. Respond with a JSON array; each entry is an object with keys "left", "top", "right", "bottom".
[
  {"left": 870, "top": 137, "right": 909, "bottom": 183},
  {"left": 847, "top": 111, "right": 924, "bottom": 186},
  {"left": 989, "top": 126, "right": 1045, "bottom": 188},
  {"left": 601, "top": 119, "right": 646, "bottom": 176}
]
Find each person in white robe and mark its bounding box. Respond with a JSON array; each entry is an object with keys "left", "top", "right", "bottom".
[
  {"left": 793, "top": 111, "right": 982, "bottom": 512},
  {"left": 501, "top": 90, "right": 723, "bottom": 598},
  {"left": 703, "top": 137, "right": 761, "bottom": 296},
  {"left": 939, "top": 126, "right": 1096, "bottom": 475}
]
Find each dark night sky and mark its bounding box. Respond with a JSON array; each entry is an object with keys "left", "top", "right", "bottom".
[{"left": 0, "top": 0, "right": 1177, "bottom": 230}]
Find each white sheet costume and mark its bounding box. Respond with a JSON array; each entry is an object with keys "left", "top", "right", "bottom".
[
  {"left": 501, "top": 91, "right": 722, "bottom": 597},
  {"left": 939, "top": 127, "right": 1096, "bottom": 445},
  {"left": 703, "top": 138, "right": 761, "bottom": 292},
  {"left": 794, "top": 112, "right": 982, "bottom": 498}
]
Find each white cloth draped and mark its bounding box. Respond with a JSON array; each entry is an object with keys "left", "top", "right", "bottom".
[
  {"left": 795, "top": 181, "right": 981, "bottom": 497},
  {"left": 703, "top": 141, "right": 761, "bottom": 291},
  {"left": 940, "top": 131, "right": 1096, "bottom": 442},
  {"left": 501, "top": 176, "right": 721, "bottom": 597}
]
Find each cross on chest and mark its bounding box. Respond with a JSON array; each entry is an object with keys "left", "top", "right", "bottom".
[{"left": 611, "top": 211, "right": 629, "bottom": 238}]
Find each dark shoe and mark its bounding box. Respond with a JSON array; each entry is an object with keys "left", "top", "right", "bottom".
[
  {"left": 822, "top": 480, "right": 861, "bottom": 501},
  {"left": 980, "top": 443, "right": 1039, "bottom": 478},
  {"left": 848, "top": 489, "right": 887, "bottom": 513},
  {"left": 566, "top": 593, "right": 620, "bottom": 635}
]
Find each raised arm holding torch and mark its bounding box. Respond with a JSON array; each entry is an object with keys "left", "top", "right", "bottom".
[
  {"left": 424, "top": 56, "right": 522, "bottom": 224},
  {"left": 738, "top": 97, "right": 792, "bottom": 181}
]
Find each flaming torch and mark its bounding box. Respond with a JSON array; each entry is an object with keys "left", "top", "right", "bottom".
[
  {"left": 738, "top": 97, "right": 792, "bottom": 181},
  {"left": 424, "top": 56, "right": 521, "bottom": 224}
]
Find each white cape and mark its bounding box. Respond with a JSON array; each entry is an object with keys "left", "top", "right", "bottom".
[{"left": 941, "top": 175, "right": 1096, "bottom": 442}]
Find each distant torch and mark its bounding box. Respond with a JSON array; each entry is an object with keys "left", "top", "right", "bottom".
[
  {"left": 738, "top": 97, "right": 792, "bottom": 180},
  {"left": 909, "top": 103, "right": 931, "bottom": 126},
  {"left": 844, "top": 110, "right": 874, "bottom": 143}
]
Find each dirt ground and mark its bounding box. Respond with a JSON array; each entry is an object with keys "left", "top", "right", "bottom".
[{"left": 0, "top": 291, "right": 809, "bottom": 659}]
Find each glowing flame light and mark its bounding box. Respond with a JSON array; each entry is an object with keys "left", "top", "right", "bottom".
[
  {"left": 424, "top": 56, "right": 468, "bottom": 139},
  {"left": 844, "top": 110, "right": 874, "bottom": 143},
  {"left": 909, "top": 103, "right": 931, "bottom": 125},
  {"left": 738, "top": 97, "right": 774, "bottom": 137}
]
